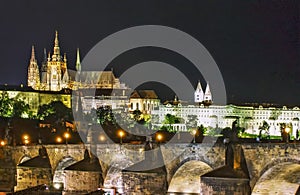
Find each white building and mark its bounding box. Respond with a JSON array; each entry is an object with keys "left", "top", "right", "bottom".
[
  {"left": 151, "top": 81, "right": 300, "bottom": 138},
  {"left": 129, "top": 90, "right": 160, "bottom": 114}
]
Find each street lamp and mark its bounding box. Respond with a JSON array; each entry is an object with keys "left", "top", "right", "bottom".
[
  {"left": 56, "top": 136, "right": 62, "bottom": 144},
  {"left": 0, "top": 140, "right": 5, "bottom": 146},
  {"left": 118, "top": 130, "right": 124, "bottom": 144},
  {"left": 99, "top": 135, "right": 106, "bottom": 142},
  {"left": 23, "top": 134, "right": 30, "bottom": 145},
  {"left": 156, "top": 133, "right": 163, "bottom": 144},
  {"left": 284, "top": 127, "right": 290, "bottom": 143},
  {"left": 192, "top": 129, "right": 197, "bottom": 144},
  {"left": 64, "top": 132, "right": 70, "bottom": 145}
]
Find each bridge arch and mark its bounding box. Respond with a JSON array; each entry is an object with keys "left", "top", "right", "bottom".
[
  {"left": 52, "top": 155, "right": 77, "bottom": 189},
  {"left": 252, "top": 158, "right": 300, "bottom": 195},
  {"left": 18, "top": 154, "right": 31, "bottom": 164},
  {"left": 103, "top": 156, "right": 134, "bottom": 194},
  {"left": 167, "top": 159, "right": 212, "bottom": 194}
]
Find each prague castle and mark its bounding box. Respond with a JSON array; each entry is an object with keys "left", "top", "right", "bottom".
[{"left": 1, "top": 31, "right": 299, "bottom": 139}]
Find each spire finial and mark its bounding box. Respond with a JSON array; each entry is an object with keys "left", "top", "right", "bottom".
[
  {"left": 31, "top": 45, "right": 36, "bottom": 60},
  {"left": 53, "top": 30, "right": 61, "bottom": 60},
  {"left": 47, "top": 51, "right": 51, "bottom": 61},
  {"left": 76, "top": 48, "right": 81, "bottom": 71},
  {"left": 43, "top": 48, "right": 47, "bottom": 61},
  {"left": 64, "top": 53, "right": 67, "bottom": 62},
  {"left": 55, "top": 30, "right": 59, "bottom": 47}
]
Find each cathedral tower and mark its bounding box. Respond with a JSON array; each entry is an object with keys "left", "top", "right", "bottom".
[
  {"left": 46, "top": 31, "right": 68, "bottom": 91},
  {"left": 40, "top": 48, "right": 49, "bottom": 90},
  {"left": 27, "top": 46, "right": 40, "bottom": 90}
]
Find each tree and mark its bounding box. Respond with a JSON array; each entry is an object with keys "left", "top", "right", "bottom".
[
  {"left": 0, "top": 91, "right": 13, "bottom": 117},
  {"left": 186, "top": 115, "right": 198, "bottom": 130},
  {"left": 162, "top": 114, "right": 182, "bottom": 131},
  {"left": 96, "top": 106, "right": 116, "bottom": 125},
  {"left": 37, "top": 101, "right": 73, "bottom": 121},
  {"left": 0, "top": 91, "right": 30, "bottom": 118},
  {"left": 12, "top": 99, "right": 30, "bottom": 118},
  {"left": 258, "top": 120, "right": 270, "bottom": 139}
]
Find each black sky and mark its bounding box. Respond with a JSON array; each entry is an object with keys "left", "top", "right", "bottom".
[{"left": 0, "top": 0, "right": 299, "bottom": 105}]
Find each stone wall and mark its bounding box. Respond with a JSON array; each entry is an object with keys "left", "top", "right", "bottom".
[
  {"left": 241, "top": 143, "right": 300, "bottom": 189},
  {"left": 64, "top": 170, "right": 101, "bottom": 192},
  {"left": 0, "top": 143, "right": 299, "bottom": 193},
  {"left": 15, "top": 167, "right": 52, "bottom": 191},
  {"left": 201, "top": 178, "right": 250, "bottom": 195},
  {"left": 122, "top": 171, "right": 167, "bottom": 195}
]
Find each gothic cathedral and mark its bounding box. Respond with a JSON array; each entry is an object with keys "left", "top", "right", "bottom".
[{"left": 27, "top": 31, "right": 72, "bottom": 91}]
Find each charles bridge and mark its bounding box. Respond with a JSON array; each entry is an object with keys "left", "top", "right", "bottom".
[{"left": 0, "top": 142, "right": 299, "bottom": 194}]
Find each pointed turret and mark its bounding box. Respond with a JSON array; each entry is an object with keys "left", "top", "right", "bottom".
[
  {"left": 203, "top": 82, "right": 213, "bottom": 103},
  {"left": 52, "top": 30, "right": 61, "bottom": 61},
  {"left": 41, "top": 48, "right": 47, "bottom": 71},
  {"left": 30, "top": 45, "right": 36, "bottom": 62},
  {"left": 194, "top": 80, "right": 204, "bottom": 103},
  {"left": 76, "top": 48, "right": 81, "bottom": 71},
  {"left": 40, "top": 48, "right": 49, "bottom": 90},
  {"left": 27, "top": 45, "right": 40, "bottom": 90}
]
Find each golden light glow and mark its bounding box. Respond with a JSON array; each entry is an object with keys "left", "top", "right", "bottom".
[
  {"left": 24, "top": 140, "right": 30, "bottom": 145},
  {"left": 118, "top": 130, "right": 124, "bottom": 138},
  {"left": 99, "top": 135, "right": 106, "bottom": 142},
  {"left": 156, "top": 133, "right": 163, "bottom": 141},
  {"left": 285, "top": 127, "right": 291, "bottom": 133},
  {"left": 192, "top": 129, "right": 197, "bottom": 135},
  {"left": 0, "top": 140, "right": 5, "bottom": 146},
  {"left": 56, "top": 137, "right": 62, "bottom": 143},
  {"left": 64, "top": 132, "right": 70, "bottom": 139},
  {"left": 23, "top": 135, "right": 29, "bottom": 140}
]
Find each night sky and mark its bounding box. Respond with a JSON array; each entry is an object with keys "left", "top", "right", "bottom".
[{"left": 0, "top": 1, "right": 299, "bottom": 105}]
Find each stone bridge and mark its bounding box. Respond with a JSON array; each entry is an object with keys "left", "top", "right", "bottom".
[{"left": 0, "top": 142, "right": 299, "bottom": 194}]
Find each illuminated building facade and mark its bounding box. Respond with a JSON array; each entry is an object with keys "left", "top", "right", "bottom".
[
  {"left": 28, "top": 31, "right": 69, "bottom": 91},
  {"left": 152, "top": 82, "right": 300, "bottom": 138},
  {"left": 0, "top": 85, "right": 71, "bottom": 116}
]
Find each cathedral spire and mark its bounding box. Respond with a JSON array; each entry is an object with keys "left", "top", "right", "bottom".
[
  {"left": 55, "top": 30, "right": 59, "bottom": 48},
  {"left": 28, "top": 45, "right": 40, "bottom": 90},
  {"left": 30, "top": 45, "right": 36, "bottom": 62},
  {"left": 43, "top": 48, "right": 47, "bottom": 62},
  {"left": 76, "top": 48, "right": 81, "bottom": 71},
  {"left": 52, "top": 30, "right": 61, "bottom": 60}
]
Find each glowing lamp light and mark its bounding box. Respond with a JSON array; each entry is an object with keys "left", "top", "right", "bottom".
[
  {"left": 119, "top": 130, "right": 124, "bottom": 138},
  {"left": 156, "top": 133, "right": 163, "bottom": 142},
  {"left": 23, "top": 135, "right": 29, "bottom": 140},
  {"left": 118, "top": 130, "right": 125, "bottom": 144},
  {"left": 24, "top": 139, "right": 30, "bottom": 145},
  {"left": 64, "top": 132, "right": 70, "bottom": 139},
  {"left": 192, "top": 129, "right": 197, "bottom": 135},
  {"left": 0, "top": 140, "right": 5, "bottom": 146},
  {"left": 56, "top": 137, "right": 62, "bottom": 143},
  {"left": 99, "top": 135, "right": 106, "bottom": 142},
  {"left": 53, "top": 183, "right": 62, "bottom": 190},
  {"left": 285, "top": 127, "right": 291, "bottom": 133}
]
